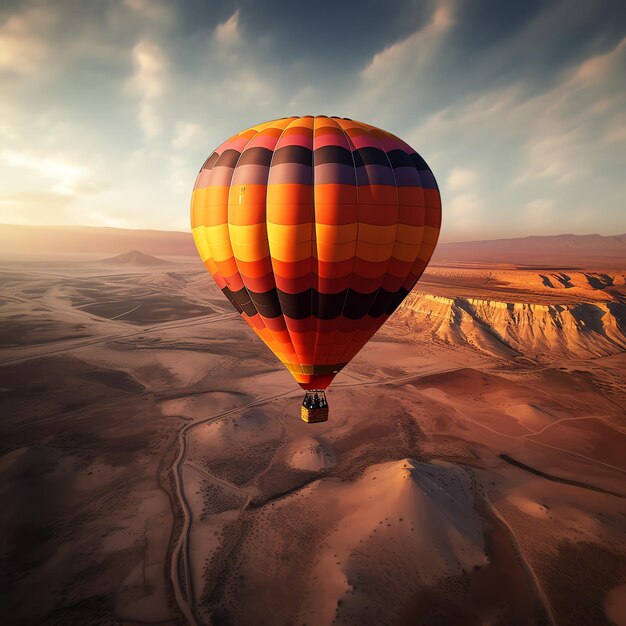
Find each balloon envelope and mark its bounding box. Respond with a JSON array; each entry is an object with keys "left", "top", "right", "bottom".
[{"left": 191, "top": 116, "right": 441, "bottom": 389}]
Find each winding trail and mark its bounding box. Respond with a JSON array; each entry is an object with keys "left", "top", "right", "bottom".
[
  {"left": 0, "top": 311, "right": 239, "bottom": 366},
  {"left": 484, "top": 494, "right": 558, "bottom": 626},
  {"left": 167, "top": 363, "right": 626, "bottom": 625},
  {"left": 458, "top": 411, "right": 626, "bottom": 475},
  {"left": 187, "top": 462, "right": 252, "bottom": 514},
  {"left": 166, "top": 365, "right": 466, "bottom": 625},
  {"left": 168, "top": 388, "right": 297, "bottom": 626}
]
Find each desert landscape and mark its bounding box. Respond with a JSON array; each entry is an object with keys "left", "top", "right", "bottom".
[{"left": 1, "top": 225, "right": 625, "bottom": 626}]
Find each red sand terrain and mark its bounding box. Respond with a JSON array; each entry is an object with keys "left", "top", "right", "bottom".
[{"left": 1, "top": 230, "right": 625, "bottom": 626}]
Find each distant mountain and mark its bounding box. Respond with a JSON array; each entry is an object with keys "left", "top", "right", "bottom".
[
  {"left": 1, "top": 224, "right": 624, "bottom": 268},
  {"left": 0, "top": 224, "right": 196, "bottom": 258},
  {"left": 433, "top": 234, "right": 626, "bottom": 268},
  {"left": 101, "top": 250, "right": 171, "bottom": 266}
]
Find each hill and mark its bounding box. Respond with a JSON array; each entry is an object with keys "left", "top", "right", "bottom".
[
  {"left": 1, "top": 224, "right": 625, "bottom": 268},
  {"left": 433, "top": 233, "right": 626, "bottom": 268},
  {"left": 0, "top": 224, "right": 195, "bottom": 258},
  {"left": 100, "top": 250, "right": 172, "bottom": 266}
]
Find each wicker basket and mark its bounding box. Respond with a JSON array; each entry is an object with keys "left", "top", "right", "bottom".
[{"left": 301, "top": 405, "right": 329, "bottom": 423}]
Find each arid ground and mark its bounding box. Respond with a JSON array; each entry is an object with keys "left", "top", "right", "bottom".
[{"left": 1, "top": 229, "right": 625, "bottom": 626}]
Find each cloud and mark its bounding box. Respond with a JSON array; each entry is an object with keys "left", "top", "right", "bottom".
[
  {"left": 0, "top": 6, "right": 54, "bottom": 78},
  {"left": 442, "top": 167, "right": 485, "bottom": 238},
  {"left": 571, "top": 36, "right": 626, "bottom": 86},
  {"left": 447, "top": 167, "right": 476, "bottom": 192},
  {"left": 130, "top": 40, "right": 167, "bottom": 139},
  {"left": 406, "top": 33, "right": 626, "bottom": 238},
  {"left": 172, "top": 121, "right": 202, "bottom": 150},
  {"left": 352, "top": 0, "right": 454, "bottom": 123},
  {"left": 123, "top": 0, "right": 173, "bottom": 24},
  {"left": 1, "top": 149, "right": 93, "bottom": 195},
  {"left": 362, "top": 1, "right": 452, "bottom": 82},
  {"left": 216, "top": 10, "right": 241, "bottom": 46},
  {"left": 524, "top": 199, "right": 554, "bottom": 230},
  {"left": 0, "top": 191, "right": 75, "bottom": 225}
]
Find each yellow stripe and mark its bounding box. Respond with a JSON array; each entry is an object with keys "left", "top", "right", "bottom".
[
  {"left": 230, "top": 241, "right": 270, "bottom": 263},
  {"left": 228, "top": 223, "right": 267, "bottom": 245},
  {"left": 395, "top": 224, "right": 424, "bottom": 246},
  {"left": 204, "top": 223, "right": 230, "bottom": 245},
  {"left": 355, "top": 240, "right": 394, "bottom": 263},
  {"left": 417, "top": 242, "right": 436, "bottom": 260},
  {"left": 391, "top": 241, "right": 419, "bottom": 263},
  {"left": 316, "top": 241, "right": 356, "bottom": 263},
  {"left": 267, "top": 222, "right": 313, "bottom": 243},
  {"left": 191, "top": 226, "right": 212, "bottom": 263},
  {"left": 267, "top": 238, "right": 312, "bottom": 262},
  {"left": 422, "top": 226, "right": 440, "bottom": 246},
  {"left": 357, "top": 223, "right": 397, "bottom": 244},
  {"left": 209, "top": 240, "right": 235, "bottom": 264},
  {"left": 315, "top": 223, "right": 358, "bottom": 245}
]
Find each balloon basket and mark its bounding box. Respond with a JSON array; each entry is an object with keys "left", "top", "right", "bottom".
[{"left": 301, "top": 390, "right": 329, "bottom": 423}]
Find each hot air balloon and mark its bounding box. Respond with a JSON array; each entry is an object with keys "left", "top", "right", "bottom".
[{"left": 190, "top": 116, "right": 441, "bottom": 422}]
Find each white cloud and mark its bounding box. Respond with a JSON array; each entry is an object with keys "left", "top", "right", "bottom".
[
  {"left": 407, "top": 34, "right": 626, "bottom": 237},
  {"left": 0, "top": 191, "right": 74, "bottom": 225},
  {"left": 216, "top": 10, "right": 241, "bottom": 46},
  {"left": 123, "top": 0, "right": 173, "bottom": 24},
  {"left": 355, "top": 0, "right": 453, "bottom": 114},
  {"left": 130, "top": 40, "right": 167, "bottom": 138},
  {"left": 1, "top": 150, "right": 92, "bottom": 195},
  {"left": 0, "top": 6, "right": 55, "bottom": 77},
  {"left": 443, "top": 167, "right": 484, "bottom": 237},
  {"left": 362, "top": 1, "right": 452, "bottom": 82},
  {"left": 447, "top": 167, "right": 476, "bottom": 192},
  {"left": 571, "top": 37, "right": 626, "bottom": 86},
  {"left": 172, "top": 121, "right": 202, "bottom": 150},
  {"left": 523, "top": 198, "right": 554, "bottom": 230},
  {"left": 514, "top": 130, "right": 582, "bottom": 185}
]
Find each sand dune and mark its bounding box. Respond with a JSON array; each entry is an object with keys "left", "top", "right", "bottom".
[
  {"left": 286, "top": 436, "right": 336, "bottom": 471},
  {"left": 212, "top": 458, "right": 489, "bottom": 626},
  {"left": 295, "top": 459, "right": 488, "bottom": 626},
  {"left": 100, "top": 250, "right": 173, "bottom": 266}
]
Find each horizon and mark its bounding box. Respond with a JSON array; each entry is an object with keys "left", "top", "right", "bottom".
[
  {"left": 1, "top": 221, "right": 625, "bottom": 246},
  {"left": 1, "top": 1, "right": 625, "bottom": 240}
]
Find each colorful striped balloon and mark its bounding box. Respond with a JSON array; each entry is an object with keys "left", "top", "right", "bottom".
[{"left": 191, "top": 116, "right": 441, "bottom": 390}]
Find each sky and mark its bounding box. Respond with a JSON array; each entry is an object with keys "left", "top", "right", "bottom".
[{"left": 1, "top": 0, "right": 625, "bottom": 242}]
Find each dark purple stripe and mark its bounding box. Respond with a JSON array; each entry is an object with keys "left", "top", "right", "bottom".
[
  {"left": 268, "top": 163, "right": 313, "bottom": 185},
  {"left": 238, "top": 146, "right": 273, "bottom": 167},
  {"left": 272, "top": 145, "right": 312, "bottom": 166},
  {"left": 232, "top": 164, "right": 269, "bottom": 185},
  {"left": 215, "top": 149, "right": 241, "bottom": 168},
  {"left": 356, "top": 164, "right": 396, "bottom": 186},
  {"left": 393, "top": 167, "right": 423, "bottom": 187},
  {"left": 202, "top": 152, "right": 219, "bottom": 171},
  {"left": 313, "top": 163, "right": 356, "bottom": 185},
  {"left": 417, "top": 170, "right": 438, "bottom": 190}
]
